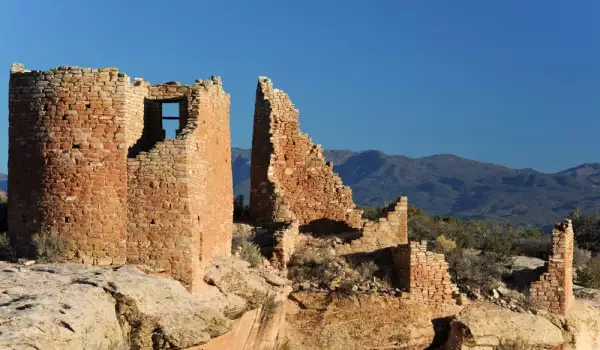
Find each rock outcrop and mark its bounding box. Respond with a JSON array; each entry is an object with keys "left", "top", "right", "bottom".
[
  {"left": 446, "top": 301, "right": 600, "bottom": 349},
  {"left": 0, "top": 259, "right": 290, "bottom": 350}
]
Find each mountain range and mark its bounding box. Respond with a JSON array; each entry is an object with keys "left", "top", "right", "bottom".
[
  {"left": 232, "top": 148, "right": 600, "bottom": 228},
  {"left": 2, "top": 149, "right": 599, "bottom": 228}
]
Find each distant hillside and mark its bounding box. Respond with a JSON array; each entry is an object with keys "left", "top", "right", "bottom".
[{"left": 232, "top": 148, "right": 600, "bottom": 228}]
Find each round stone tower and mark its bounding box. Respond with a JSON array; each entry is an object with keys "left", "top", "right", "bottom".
[{"left": 8, "top": 63, "right": 130, "bottom": 263}]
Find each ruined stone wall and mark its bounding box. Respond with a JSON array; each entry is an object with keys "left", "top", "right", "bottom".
[
  {"left": 9, "top": 64, "right": 232, "bottom": 291},
  {"left": 337, "top": 197, "right": 408, "bottom": 255},
  {"left": 270, "top": 220, "right": 299, "bottom": 270},
  {"left": 530, "top": 219, "right": 574, "bottom": 315},
  {"left": 393, "top": 241, "right": 458, "bottom": 305},
  {"left": 126, "top": 79, "right": 232, "bottom": 291},
  {"left": 250, "top": 77, "right": 362, "bottom": 230},
  {"left": 188, "top": 78, "right": 233, "bottom": 265},
  {"left": 8, "top": 64, "right": 130, "bottom": 263}
]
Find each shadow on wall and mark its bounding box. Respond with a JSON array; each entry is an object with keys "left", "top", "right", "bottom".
[
  {"left": 504, "top": 265, "right": 547, "bottom": 293},
  {"left": 340, "top": 247, "right": 399, "bottom": 287},
  {"left": 300, "top": 218, "right": 361, "bottom": 238}
]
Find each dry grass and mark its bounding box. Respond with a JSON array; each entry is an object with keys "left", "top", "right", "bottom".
[
  {"left": 286, "top": 294, "right": 439, "bottom": 349},
  {"left": 232, "top": 235, "right": 263, "bottom": 267},
  {"left": 32, "top": 231, "right": 72, "bottom": 263}
]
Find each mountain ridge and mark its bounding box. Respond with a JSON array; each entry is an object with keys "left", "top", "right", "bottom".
[{"left": 231, "top": 148, "right": 600, "bottom": 227}]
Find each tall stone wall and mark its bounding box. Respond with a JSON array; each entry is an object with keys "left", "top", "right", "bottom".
[
  {"left": 529, "top": 219, "right": 574, "bottom": 315},
  {"left": 250, "top": 77, "right": 362, "bottom": 230},
  {"left": 8, "top": 64, "right": 232, "bottom": 291},
  {"left": 393, "top": 241, "right": 459, "bottom": 305}
]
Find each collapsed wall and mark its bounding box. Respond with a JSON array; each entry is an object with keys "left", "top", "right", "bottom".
[
  {"left": 337, "top": 197, "right": 408, "bottom": 254},
  {"left": 529, "top": 219, "right": 574, "bottom": 315},
  {"left": 250, "top": 77, "right": 363, "bottom": 231},
  {"left": 393, "top": 241, "right": 459, "bottom": 305},
  {"left": 8, "top": 64, "right": 232, "bottom": 291}
]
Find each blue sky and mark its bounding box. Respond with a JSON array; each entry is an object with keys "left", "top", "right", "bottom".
[{"left": 1, "top": 0, "right": 598, "bottom": 174}]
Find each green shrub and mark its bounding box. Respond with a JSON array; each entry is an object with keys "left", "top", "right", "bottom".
[
  {"left": 32, "top": 231, "right": 72, "bottom": 263},
  {"left": 232, "top": 235, "right": 263, "bottom": 267},
  {"left": 577, "top": 257, "right": 600, "bottom": 289},
  {"left": 359, "top": 206, "right": 385, "bottom": 221},
  {"left": 434, "top": 234, "right": 457, "bottom": 254},
  {"left": 0, "top": 232, "right": 14, "bottom": 261},
  {"left": 446, "top": 249, "right": 505, "bottom": 292},
  {"left": 512, "top": 237, "right": 551, "bottom": 260},
  {"left": 573, "top": 246, "right": 592, "bottom": 267},
  {"left": 233, "top": 194, "right": 251, "bottom": 223}
]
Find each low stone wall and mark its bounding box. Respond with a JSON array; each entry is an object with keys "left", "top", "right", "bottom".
[
  {"left": 529, "top": 219, "right": 574, "bottom": 315},
  {"left": 270, "top": 221, "right": 299, "bottom": 271},
  {"left": 393, "top": 241, "right": 458, "bottom": 305},
  {"left": 338, "top": 197, "right": 408, "bottom": 254}
]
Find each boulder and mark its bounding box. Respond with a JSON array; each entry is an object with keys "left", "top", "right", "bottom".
[
  {"left": 203, "top": 257, "right": 270, "bottom": 310},
  {"left": 446, "top": 306, "right": 564, "bottom": 349},
  {"left": 0, "top": 264, "right": 232, "bottom": 349}
]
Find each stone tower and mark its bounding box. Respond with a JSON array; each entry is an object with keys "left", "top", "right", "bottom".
[{"left": 8, "top": 63, "right": 232, "bottom": 291}]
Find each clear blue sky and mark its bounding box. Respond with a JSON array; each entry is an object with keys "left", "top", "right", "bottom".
[{"left": 1, "top": 0, "right": 598, "bottom": 174}]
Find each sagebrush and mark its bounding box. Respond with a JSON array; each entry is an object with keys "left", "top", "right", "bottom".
[
  {"left": 32, "top": 231, "right": 72, "bottom": 263},
  {"left": 232, "top": 235, "right": 263, "bottom": 267},
  {"left": 577, "top": 257, "right": 600, "bottom": 289}
]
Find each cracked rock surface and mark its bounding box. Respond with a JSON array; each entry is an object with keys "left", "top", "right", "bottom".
[{"left": 0, "top": 263, "right": 231, "bottom": 350}]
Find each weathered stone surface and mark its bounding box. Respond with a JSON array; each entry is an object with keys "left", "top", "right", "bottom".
[
  {"left": 529, "top": 219, "right": 574, "bottom": 315},
  {"left": 203, "top": 257, "right": 270, "bottom": 311},
  {"left": 446, "top": 306, "right": 565, "bottom": 349},
  {"left": 0, "top": 264, "right": 232, "bottom": 349},
  {"left": 8, "top": 64, "right": 233, "bottom": 292}
]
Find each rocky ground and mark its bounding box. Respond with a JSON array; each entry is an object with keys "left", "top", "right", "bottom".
[{"left": 0, "top": 258, "right": 291, "bottom": 350}]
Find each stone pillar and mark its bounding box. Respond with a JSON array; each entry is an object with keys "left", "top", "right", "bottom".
[{"left": 529, "top": 219, "right": 574, "bottom": 315}]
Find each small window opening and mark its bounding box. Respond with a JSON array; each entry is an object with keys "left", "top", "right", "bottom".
[
  {"left": 151, "top": 219, "right": 156, "bottom": 225},
  {"left": 62, "top": 115, "right": 67, "bottom": 121},
  {"left": 72, "top": 144, "right": 80, "bottom": 149},
  {"left": 197, "top": 215, "right": 200, "bottom": 222},
  {"left": 161, "top": 103, "right": 180, "bottom": 139},
  {"left": 65, "top": 216, "right": 70, "bottom": 223},
  {"left": 85, "top": 103, "right": 91, "bottom": 109}
]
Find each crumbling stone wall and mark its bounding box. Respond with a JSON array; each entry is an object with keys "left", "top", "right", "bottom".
[
  {"left": 8, "top": 64, "right": 232, "bottom": 291},
  {"left": 270, "top": 220, "right": 299, "bottom": 270},
  {"left": 337, "top": 197, "right": 408, "bottom": 255},
  {"left": 529, "top": 219, "right": 574, "bottom": 315},
  {"left": 250, "top": 77, "right": 363, "bottom": 230},
  {"left": 393, "top": 241, "right": 459, "bottom": 305}
]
